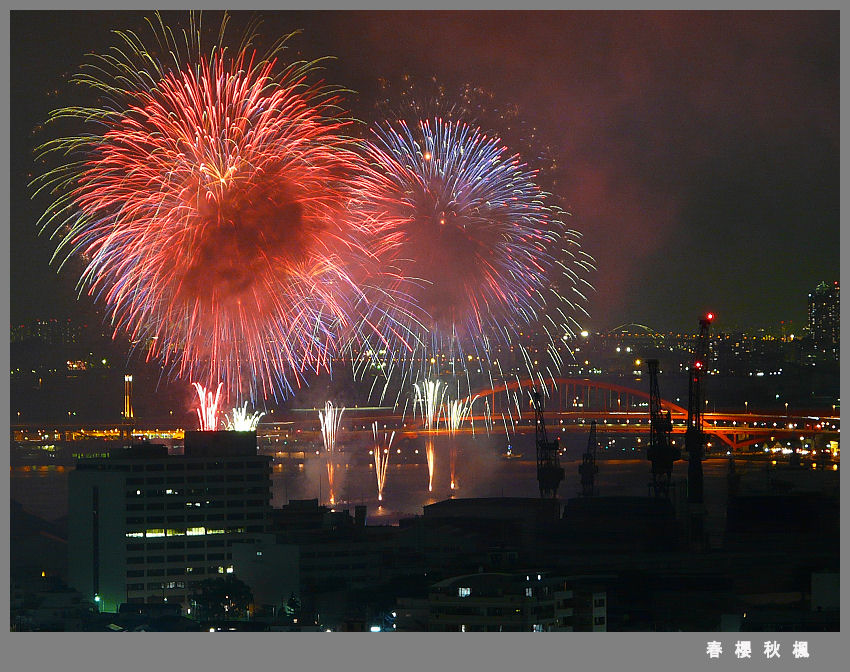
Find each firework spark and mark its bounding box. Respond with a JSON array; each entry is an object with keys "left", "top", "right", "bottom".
[
  {"left": 371, "top": 421, "right": 395, "bottom": 502},
  {"left": 33, "top": 13, "right": 377, "bottom": 400},
  {"left": 193, "top": 382, "right": 223, "bottom": 431},
  {"left": 414, "top": 379, "right": 446, "bottom": 431},
  {"left": 319, "top": 401, "right": 345, "bottom": 506},
  {"left": 350, "top": 116, "right": 594, "bottom": 382},
  {"left": 446, "top": 395, "right": 476, "bottom": 490},
  {"left": 224, "top": 402, "right": 265, "bottom": 431},
  {"left": 414, "top": 379, "right": 445, "bottom": 492}
]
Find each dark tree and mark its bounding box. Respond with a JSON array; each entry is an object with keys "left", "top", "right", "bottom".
[{"left": 190, "top": 576, "right": 253, "bottom": 620}]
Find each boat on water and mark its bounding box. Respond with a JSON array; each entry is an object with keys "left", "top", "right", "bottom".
[{"left": 502, "top": 444, "right": 523, "bottom": 460}]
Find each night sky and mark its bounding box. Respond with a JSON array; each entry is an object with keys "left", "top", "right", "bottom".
[{"left": 10, "top": 10, "right": 839, "bottom": 335}]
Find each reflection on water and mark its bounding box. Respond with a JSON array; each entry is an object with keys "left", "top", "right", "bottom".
[
  {"left": 9, "top": 436, "right": 737, "bottom": 537},
  {"left": 271, "top": 449, "right": 733, "bottom": 528},
  {"left": 10, "top": 466, "right": 70, "bottom": 522}
]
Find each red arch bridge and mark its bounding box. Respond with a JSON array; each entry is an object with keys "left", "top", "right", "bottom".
[{"left": 446, "top": 377, "right": 839, "bottom": 452}]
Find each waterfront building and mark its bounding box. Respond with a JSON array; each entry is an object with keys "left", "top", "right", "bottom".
[{"left": 67, "top": 431, "right": 271, "bottom": 612}]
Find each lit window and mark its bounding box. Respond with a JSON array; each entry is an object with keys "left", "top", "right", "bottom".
[
  {"left": 525, "top": 588, "right": 533, "bottom": 597},
  {"left": 125, "top": 532, "right": 144, "bottom": 538},
  {"left": 166, "top": 529, "right": 184, "bottom": 536},
  {"left": 458, "top": 587, "right": 471, "bottom": 598},
  {"left": 145, "top": 529, "right": 165, "bottom": 538},
  {"left": 186, "top": 527, "right": 206, "bottom": 536}
]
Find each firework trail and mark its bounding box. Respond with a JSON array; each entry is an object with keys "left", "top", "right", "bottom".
[
  {"left": 371, "top": 421, "right": 395, "bottom": 502},
  {"left": 193, "top": 382, "right": 223, "bottom": 431},
  {"left": 224, "top": 402, "right": 265, "bottom": 431},
  {"left": 446, "top": 395, "right": 476, "bottom": 490},
  {"left": 319, "top": 401, "right": 345, "bottom": 506},
  {"left": 414, "top": 379, "right": 445, "bottom": 492},
  {"left": 32, "top": 12, "right": 387, "bottom": 400}
]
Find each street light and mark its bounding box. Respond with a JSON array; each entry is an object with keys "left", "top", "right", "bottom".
[{"left": 744, "top": 401, "right": 749, "bottom": 414}]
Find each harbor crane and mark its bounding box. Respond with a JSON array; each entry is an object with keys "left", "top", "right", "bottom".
[
  {"left": 686, "top": 312, "right": 714, "bottom": 504},
  {"left": 579, "top": 420, "right": 599, "bottom": 497},
  {"left": 646, "top": 359, "right": 679, "bottom": 498},
  {"left": 531, "top": 391, "right": 564, "bottom": 498}
]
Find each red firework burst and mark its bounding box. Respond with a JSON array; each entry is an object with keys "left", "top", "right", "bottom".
[{"left": 34, "top": 14, "right": 370, "bottom": 399}]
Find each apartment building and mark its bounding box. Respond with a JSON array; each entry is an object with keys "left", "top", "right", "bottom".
[{"left": 67, "top": 431, "right": 271, "bottom": 612}]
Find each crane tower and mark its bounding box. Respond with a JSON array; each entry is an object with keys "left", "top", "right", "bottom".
[
  {"left": 685, "top": 313, "right": 713, "bottom": 504},
  {"left": 646, "top": 359, "right": 679, "bottom": 497},
  {"left": 579, "top": 420, "right": 599, "bottom": 497},
  {"left": 531, "top": 391, "right": 564, "bottom": 498}
]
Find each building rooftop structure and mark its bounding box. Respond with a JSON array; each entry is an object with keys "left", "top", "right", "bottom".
[{"left": 426, "top": 570, "right": 608, "bottom": 632}]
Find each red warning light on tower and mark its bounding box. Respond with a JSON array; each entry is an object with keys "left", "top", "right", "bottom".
[
  {"left": 705, "top": 312, "right": 714, "bottom": 322},
  {"left": 694, "top": 361, "right": 703, "bottom": 369}
]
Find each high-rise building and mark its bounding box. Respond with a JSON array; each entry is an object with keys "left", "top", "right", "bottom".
[
  {"left": 808, "top": 281, "right": 839, "bottom": 359},
  {"left": 68, "top": 431, "right": 272, "bottom": 612}
]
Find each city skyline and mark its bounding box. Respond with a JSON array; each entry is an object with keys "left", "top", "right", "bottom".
[{"left": 10, "top": 10, "right": 839, "bottom": 337}]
